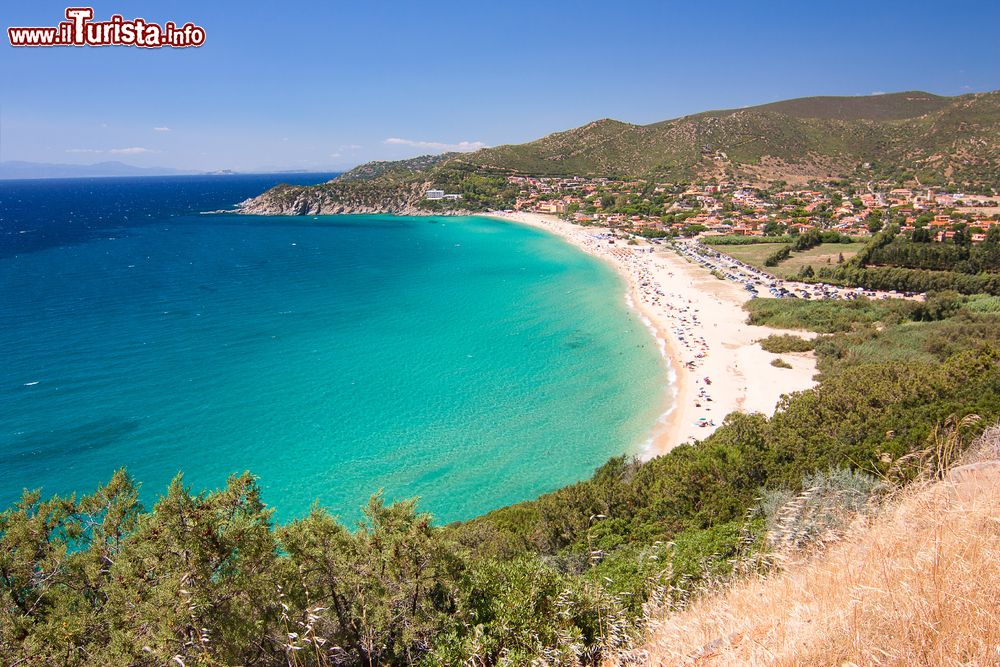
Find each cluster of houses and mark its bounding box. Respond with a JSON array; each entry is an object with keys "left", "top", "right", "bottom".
[
  {"left": 918, "top": 214, "right": 999, "bottom": 242},
  {"left": 505, "top": 176, "right": 999, "bottom": 242}
]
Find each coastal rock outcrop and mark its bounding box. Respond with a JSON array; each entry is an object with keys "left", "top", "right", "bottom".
[{"left": 238, "top": 179, "right": 467, "bottom": 216}]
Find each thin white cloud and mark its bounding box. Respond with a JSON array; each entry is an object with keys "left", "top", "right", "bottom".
[
  {"left": 384, "top": 137, "right": 487, "bottom": 152},
  {"left": 110, "top": 147, "right": 154, "bottom": 155},
  {"left": 870, "top": 90, "right": 887, "bottom": 96},
  {"left": 153, "top": 126, "right": 171, "bottom": 132},
  {"left": 67, "top": 146, "right": 156, "bottom": 155}
]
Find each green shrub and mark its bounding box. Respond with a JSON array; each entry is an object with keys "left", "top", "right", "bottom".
[
  {"left": 760, "top": 334, "right": 815, "bottom": 353},
  {"left": 666, "top": 519, "right": 764, "bottom": 593},
  {"left": 763, "top": 245, "right": 792, "bottom": 267},
  {"left": 963, "top": 294, "right": 1000, "bottom": 313},
  {"left": 819, "top": 265, "right": 1000, "bottom": 296},
  {"left": 745, "top": 297, "right": 916, "bottom": 332}
]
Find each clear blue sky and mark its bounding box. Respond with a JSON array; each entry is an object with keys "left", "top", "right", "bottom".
[{"left": 3, "top": 0, "right": 998, "bottom": 172}]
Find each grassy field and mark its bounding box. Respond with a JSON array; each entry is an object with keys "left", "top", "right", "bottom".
[
  {"left": 717, "top": 242, "right": 868, "bottom": 278},
  {"left": 711, "top": 242, "right": 786, "bottom": 268},
  {"left": 774, "top": 242, "right": 868, "bottom": 278}
]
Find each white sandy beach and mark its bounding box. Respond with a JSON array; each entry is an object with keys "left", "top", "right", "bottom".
[{"left": 490, "top": 211, "right": 818, "bottom": 457}]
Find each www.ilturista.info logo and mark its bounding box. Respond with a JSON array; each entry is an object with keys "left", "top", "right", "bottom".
[{"left": 8, "top": 8, "right": 205, "bottom": 48}]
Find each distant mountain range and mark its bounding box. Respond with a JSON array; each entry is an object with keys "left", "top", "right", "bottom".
[
  {"left": 242, "top": 90, "right": 1000, "bottom": 215},
  {"left": 0, "top": 161, "right": 204, "bottom": 180}
]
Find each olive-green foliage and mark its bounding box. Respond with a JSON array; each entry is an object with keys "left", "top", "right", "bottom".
[
  {"left": 760, "top": 334, "right": 816, "bottom": 353},
  {"left": 428, "top": 556, "right": 610, "bottom": 665},
  {"left": 910, "top": 290, "right": 964, "bottom": 321},
  {"left": 964, "top": 294, "right": 1000, "bottom": 313},
  {"left": 460, "top": 91, "right": 1000, "bottom": 189},
  {"left": 1, "top": 472, "right": 282, "bottom": 665},
  {"left": 771, "top": 357, "right": 793, "bottom": 369},
  {"left": 867, "top": 234, "right": 1000, "bottom": 273},
  {"left": 820, "top": 264, "right": 1000, "bottom": 296},
  {"left": 763, "top": 245, "right": 791, "bottom": 267},
  {"left": 781, "top": 292, "right": 1000, "bottom": 379},
  {"left": 664, "top": 519, "right": 764, "bottom": 594},
  {"left": 279, "top": 495, "right": 465, "bottom": 665},
  {"left": 745, "top": 296, "right": 917, "bottom": 332},
  {"left": 0, "top": 478, "right": 621, "bottom": 666},
  {"left": 421, "top": 165, "right": 519, "bottom": 211},
  {"left": 792, "top": 230, "right": 823, "bottom": 252},
  {"left": 820, "top": 225, "right": 1000, "bottom": 295},
  {"left": 814, "top": 311, "right": 1000, "bottom": 376}
]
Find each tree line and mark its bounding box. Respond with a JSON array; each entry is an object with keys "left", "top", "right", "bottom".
[{"left": 820, "top": 225, "right": 1000, "bottom": 295}]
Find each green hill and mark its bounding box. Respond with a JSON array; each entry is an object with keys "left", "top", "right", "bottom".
[
  {"left": 242, "top": 90, "right": 1000, "bottom": 214},
  {"left": 457, "top": 90, "right": 1000, "bottom": 185},
  {"left": 747, "top": 90, "right": 951, "bottom": 121},
  {"left": 337, "top": 152, "right": 458, "bottom": 182}
]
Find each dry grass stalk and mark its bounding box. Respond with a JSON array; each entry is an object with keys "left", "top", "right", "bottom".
[{"left": 613, "top": 424, "right": 1000, "bottom": 666}]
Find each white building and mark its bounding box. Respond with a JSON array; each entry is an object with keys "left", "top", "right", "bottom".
[{"left": 425, "top": 189, "right": 445, "bottom": 200}]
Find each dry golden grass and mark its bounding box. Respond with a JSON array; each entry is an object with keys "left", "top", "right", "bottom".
[{"left": 617, "top": 426, "right": 1000, "bottom": 667}]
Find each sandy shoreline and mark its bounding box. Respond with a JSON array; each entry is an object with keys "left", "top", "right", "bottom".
[{"left": 488, "top": 211, "right": 818, "bottom": 457}]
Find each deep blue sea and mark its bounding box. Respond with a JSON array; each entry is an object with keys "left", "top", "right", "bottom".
[{"left": 0, "top": 174, "right": 669, "bottom": 523}]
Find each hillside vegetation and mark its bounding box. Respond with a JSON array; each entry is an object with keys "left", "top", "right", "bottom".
[
  {"left": 457, "top": 90, "right": 1000, "bottom": 186},
  {"left": 336, "top": 153, "right": 458, "bottom": 183},
  {"left": 241, "top": 90, "right": 1000, "bottom": 216}
]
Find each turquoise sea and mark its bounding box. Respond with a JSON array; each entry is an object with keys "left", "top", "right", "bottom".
[{"left": 0, "top": 175, "right": 669, "bottom": 523}]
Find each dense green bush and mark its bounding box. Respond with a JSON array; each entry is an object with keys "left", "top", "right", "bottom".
[
  {"left": 964, "top": 294, "right": 1000, "bottom": 313},
  {"left": 819, "top": 264, "right": 1000, "bottom": 295},
  {"left": 764, "top": 245, "right": 792, "bottom": 267},
  {"left": 868, "top": 235, "right": 1000, "bottom": 273},
  {"left": 792, "top": 229, "right": 823, "bottom": 251},
  {"left": 819, "top": 224, "right": 1000, "bottom": 295},
  {"left": 745, "top": 297, "right": 916, "bottom": 332}
]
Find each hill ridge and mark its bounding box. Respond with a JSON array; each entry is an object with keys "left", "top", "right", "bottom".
[{"left": 242, "top": 89, "right": 1000, "bottom": 215}]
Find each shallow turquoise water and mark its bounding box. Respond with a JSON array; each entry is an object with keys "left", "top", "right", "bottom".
[{"left": 1, "top": 183, "right": 668, "bottom": 523}]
